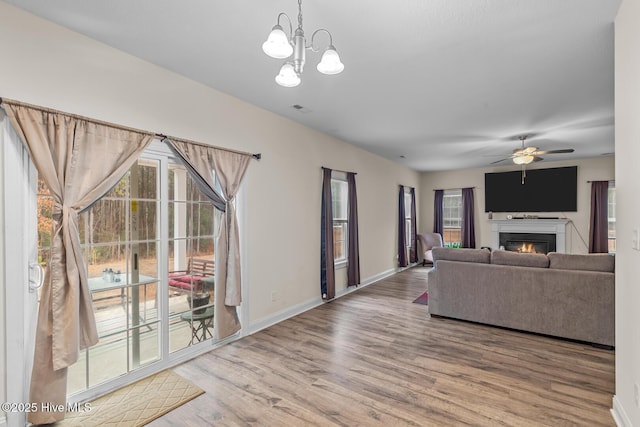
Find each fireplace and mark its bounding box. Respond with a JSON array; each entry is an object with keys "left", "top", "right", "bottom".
[
  {"left": 499, "top": 232, "right": 556, "bottom": 254},
  {"left": 491, "top": 219, "right": 569, "bottom": 253}
]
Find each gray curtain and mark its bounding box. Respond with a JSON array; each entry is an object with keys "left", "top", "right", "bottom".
[
  {"left": 410, "top": 187, "right": 418, "bottom": 263},
  {"left": 461, "top": 187, "right": 476, "bottom": 248},
  {"left": 398, "top": 185, "right": 408, "bottom": 267},
  {"left": 589, "top": 181, "right": 609, "bottom": 253},
  {"left": 347, "top": 172, "right": 360, "bottom": 286},
  {"left": 320, "top": 168, "right": 335, "bottom": 299},
  {"left": 434, "top": 189, "right": 444, "bottom": 235},
  {"left": 3, "top": 100, "right": 152, "bottom": 424},
  {"left": 165, "top": 138, "right": 252, "bottom": 339}
]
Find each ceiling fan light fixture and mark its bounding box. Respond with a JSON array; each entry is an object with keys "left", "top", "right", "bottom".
[
  {"left": 513, "top": 155, "right": 534, "bottom": 165},
  {"left": 492, "top": 134, "right": 574, "bottom": 169}
]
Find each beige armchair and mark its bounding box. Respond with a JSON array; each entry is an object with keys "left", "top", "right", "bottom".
[{"left": 417, "top": 232, "right": 444, "bottom": 266}]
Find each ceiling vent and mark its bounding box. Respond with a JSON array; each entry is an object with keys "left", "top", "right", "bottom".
[{"left": 291, "top": 104, "right": 311, "bottom": 113}]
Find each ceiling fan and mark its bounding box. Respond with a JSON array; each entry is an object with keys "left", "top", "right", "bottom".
[
  {"left": 490, "top": 135, "right": 575, "bottom": 165},
  {"left": 491, "top": 135, "right": 575, "bottom": 184}
]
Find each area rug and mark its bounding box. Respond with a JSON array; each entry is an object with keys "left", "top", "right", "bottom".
[
  {"left": 412, "top": 291, "right": 428, "bottom": 305},
  {"left": 60, "top": 369, "right": 204, "bottom": 426}
]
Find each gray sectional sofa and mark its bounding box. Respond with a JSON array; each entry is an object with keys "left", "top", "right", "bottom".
[{"left": 427, "top": 247, "right": 615, "bottom": 347}]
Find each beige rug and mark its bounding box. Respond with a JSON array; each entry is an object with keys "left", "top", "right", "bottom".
[{"left": 61, "top": 370, "right": 204, "bottom": 426}]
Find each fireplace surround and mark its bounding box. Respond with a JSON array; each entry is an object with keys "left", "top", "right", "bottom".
[{"left": 491, "top": 219, "right": 569, "bottom": 253}]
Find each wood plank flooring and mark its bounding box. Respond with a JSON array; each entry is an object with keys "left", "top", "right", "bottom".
[{"left": 149, "top": 267, "right": 615, "bottom": 426}]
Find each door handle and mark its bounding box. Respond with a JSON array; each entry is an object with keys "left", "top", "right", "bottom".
[{"left": 28, "top": 262, "right": 44, "bottom": 292}]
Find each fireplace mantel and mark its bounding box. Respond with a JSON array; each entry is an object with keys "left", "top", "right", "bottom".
[{"left": 491, "top": 219, "right": 569, "bottom": 253}]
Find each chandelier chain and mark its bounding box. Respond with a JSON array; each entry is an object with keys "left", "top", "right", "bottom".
[{"left": 297, "top": 0, "right": 303, "bottom": 30}]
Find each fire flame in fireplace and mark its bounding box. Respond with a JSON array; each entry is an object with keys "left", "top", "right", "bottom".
[{"left": 517, "top": 242, "right": 537, "bottom": 253}]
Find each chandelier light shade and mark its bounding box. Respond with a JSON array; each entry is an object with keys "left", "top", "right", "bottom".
[
  {"left": 262, "top": 25, "right": 294, "bottom": 59},
  {"left": 317, "top": 45, "right": 344, "bottom": 75},
  {"left": 263, "top": 0, "right": 344, "bottom": 87},
  {"left": 275, "top": 63, "right": 301, "bottom": 87}
]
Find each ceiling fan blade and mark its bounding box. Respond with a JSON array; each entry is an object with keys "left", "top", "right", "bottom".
[
  {"left": 535, "top": 148, "right": 574, "bottom": 155},
  {"left": 532, "top": 156, "right": 544, "bottom": 162},
  {"left": 483, "top": 153, "right": 517, "bottom": 159},
  {"left": 490, "top": 158, "right": 511, "bottom": 164}
]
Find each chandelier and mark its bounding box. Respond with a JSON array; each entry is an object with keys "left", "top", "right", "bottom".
[{"left": 262, "top": 0, "right": 344, "bottom": 87}]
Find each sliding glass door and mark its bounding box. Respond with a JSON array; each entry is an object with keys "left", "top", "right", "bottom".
[{"left": 34, "top": 141, "right": 221, "bottom": 399}]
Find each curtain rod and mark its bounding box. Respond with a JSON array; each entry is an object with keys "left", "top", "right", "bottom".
[
  {"left": 0, "top": 97, "right": 261, "bottom": 160},
  {"left": 157, "top": 134, "right": 261, "bottom": 160},
  {"left": 433, "top": 187, "right": 476, "bottom": 191},
  {"left": 321, "top": 166, "right": 357, "bottom": 175},
  {"left": 1, "top": 97, "right": 154, "bottom": 136}
]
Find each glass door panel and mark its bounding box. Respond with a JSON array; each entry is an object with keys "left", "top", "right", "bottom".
[
  {"left": 168, "top": 163, "right": 216, "bottom": 352},
  {"left": 69, "top": 158, "right": 161, "bottom": 392}
]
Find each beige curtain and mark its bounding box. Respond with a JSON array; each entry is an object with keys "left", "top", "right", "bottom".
[
  {"left": 3, "top": 101, "right": 152, "bottom": 424},
  {"left": 166, "top": 139, "right": 251, "bottom": 339}
]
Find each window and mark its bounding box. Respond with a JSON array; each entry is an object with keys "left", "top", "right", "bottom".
[
  {"left": 608, "top": 182, "right": 616, "bottom": 253},
  {"left": 404, "top": 189, "right": 413, "bottom": 252},
  {"left": 331, "top": 175, "right": 348, "bottom": 264},
  {"left": 443, "top": 189, "right": 462, "bottom": 246}
]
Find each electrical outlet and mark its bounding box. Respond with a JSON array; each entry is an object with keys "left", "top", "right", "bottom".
[
  {"left": 635, "top": 383, "right": 640, "bottom": 408},
  {"left": 634, "top": 228, "right": 640, "bottom": 251},
  {"left": 271, "top": 291, "right": 278, "bottom": 302}
]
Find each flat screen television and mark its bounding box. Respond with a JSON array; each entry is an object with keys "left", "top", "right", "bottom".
[{"left": 484, "top": 166, "right": 577, "bottom": 212}]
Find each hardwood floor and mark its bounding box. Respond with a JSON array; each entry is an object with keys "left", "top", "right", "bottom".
[{"left": 149, "top": 267, "right": 615, "bottom": 426}]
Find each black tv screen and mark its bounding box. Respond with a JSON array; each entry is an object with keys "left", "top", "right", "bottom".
[{"left": 484, "top": 166, "right": 577, "bottom": 212}]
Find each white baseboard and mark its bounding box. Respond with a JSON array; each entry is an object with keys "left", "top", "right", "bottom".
[
  {"left": 247, "top": 295, "right": 325, "bottom": 335},
  {"left": 611, "top": 395, "right": 632, "bottom": 427},
  {"left": 247, "top": 266, "right": 403, "bottom": 335},
  {"left": 361, "top": 267, "right": 401, "bottom": 286}
]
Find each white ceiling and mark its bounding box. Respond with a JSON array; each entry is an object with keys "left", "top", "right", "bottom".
[{"left": 3, "top": 0, "right": 620, "bottom": 171}]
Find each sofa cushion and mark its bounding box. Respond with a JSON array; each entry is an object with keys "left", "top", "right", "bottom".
[
  {"left": 432, "top": 247, "right": 491, "bottom": 264},
  {"left": 491, "top": 250, "right": 549, "bottom": 268},
  {"left": 547, "top": 252, "right": 615, "bottom": 273}
]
